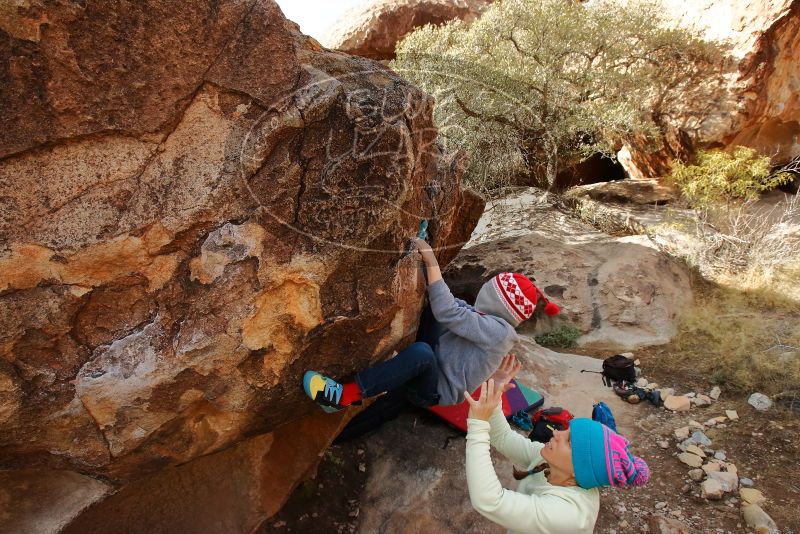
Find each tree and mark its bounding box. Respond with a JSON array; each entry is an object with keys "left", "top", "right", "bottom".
[{"left": 391, "top": 0, "right": 730, "bottom": 192}]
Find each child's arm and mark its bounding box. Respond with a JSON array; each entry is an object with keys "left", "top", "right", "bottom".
[
  {"left": 413, "top": 238, "right": 511, "bottom": 347},
  {"left": 454, "top": 297, "right": 476, "bottom": 311},
  {"left": 466, "top": 419, "right": 591, "bottom": 533}
]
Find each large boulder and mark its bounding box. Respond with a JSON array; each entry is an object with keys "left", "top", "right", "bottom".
[
  {"left": 444, "top": 189, "right": 692, "bottom": 350},
  {"left": 323, "top": 0, "right": 492, "bottom": 60},
  {"left": 0, "top": 0, "right": 482, "bottom": 530},
  {"left": 619, "top": 0, "right": 800, "bottom": 178}
]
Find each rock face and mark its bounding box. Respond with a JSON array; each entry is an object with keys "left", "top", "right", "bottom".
[
  {"left": 444, "top": 189, "right": 692, "bottom": 350},
  {"left": 619, "top": 0, "right": 800, "bottom": 177},
  {"left": 323, "top": 0, "right": 492, "bottom": 60},
  {"left": 0, "top": 0, "right": 482, "bottom": 531}
]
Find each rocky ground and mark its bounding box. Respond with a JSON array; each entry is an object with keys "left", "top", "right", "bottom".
[{"left": 265, "top": 343, "right": 799, "bottom": 534}]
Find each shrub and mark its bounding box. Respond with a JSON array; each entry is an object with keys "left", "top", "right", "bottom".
[
  {"left": 668, "top": 146, "right": 793, "bottom": 210},
  {"left": 391, "top": 0, "right": 729, "bottom": 193},
  {"left": 535, "top": 324, "right": 581, "bottom": 348}
]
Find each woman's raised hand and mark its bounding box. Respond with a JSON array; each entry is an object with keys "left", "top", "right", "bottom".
[
  {"left": 489, "top": 354, "right": 522, "bottom": 393},
  {"left": 464, "top": 379, "right": 505, "bottom": 421}
]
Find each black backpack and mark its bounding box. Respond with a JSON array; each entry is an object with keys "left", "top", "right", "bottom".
[{"left": 581, "top": 355, "right": 636, "bottom": 387}]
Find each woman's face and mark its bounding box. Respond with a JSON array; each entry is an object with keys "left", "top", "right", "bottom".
[{"left": 541, "top": 428, "right": 574, "bottom": 474}]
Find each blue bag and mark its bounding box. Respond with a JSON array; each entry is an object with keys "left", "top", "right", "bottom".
[{"left": 591, "top": 401, "right": 617, "bottom": 432}]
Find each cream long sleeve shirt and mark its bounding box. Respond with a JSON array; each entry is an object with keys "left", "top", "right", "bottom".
[{"left": 466, "top": 406, "right": 600, "bottom": 534}]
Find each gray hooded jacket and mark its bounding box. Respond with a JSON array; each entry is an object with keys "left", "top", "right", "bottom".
[{"left": 428, "top": 279, "right": 519, "bottom": 405}]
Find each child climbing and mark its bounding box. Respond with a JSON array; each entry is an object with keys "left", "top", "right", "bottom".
[
  {"left": 465, "top": 356, "right": 650, "bottom": 534},
  {"left": 302, "top": 236, "right": 561, "bottom": 412}
]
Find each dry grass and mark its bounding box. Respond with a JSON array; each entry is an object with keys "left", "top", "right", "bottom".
[{"left": 657, "top": 275, "right": 800, "bottom": 394}]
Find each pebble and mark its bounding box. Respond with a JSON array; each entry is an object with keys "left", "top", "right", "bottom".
[
  {"left": 636, "top": 378, "right": 649, "bottom": 388},
  {"left": 659, "top": 387, "right": 675, "bottom": 398},
  {"left": 714, "top": 450, "right": 727, "bottom": 461},
  {"left": 702, "top": 463, "right": 722, "bottom": 475},
  {"left": 709, "top": 386, "right": 721, "bottom": 400},
  {"left": 688, "top": 420, "right": 704, "bottom": 430},
  {"left": 739, "top": 477, "right": 754, "bottom": 487},
  {"left": 688, "top": 469, "right": 705, "bottom": 481},
  {"left": 689, "top": 431, "right": 712, "bottom": 447},
  {"left": 655, "top": 501, "right": 668, "bottom": 510},
  {"left": 648, "top": 516, "right": 691, "bottom": 534},
  {"left": 664, "top": 395, "right": 691, "bottom": 412},
  {"left": 658, "top": 440, "right": 670, "bottom": 449},
  {"left": 685, "top": 392, "right": 696, "bottom": 398},
  {"left": 692, "top": 394, "right": 712, "bottom": 407},
  {"left": 740, "top": 488, "right": 766, "bottom": 505},
  {"left": 685, "top": 444, "right": 706, "bottom": 458},
  {"left": 708, "top": 471, "right": 738, "bottom": 492},
  {"left": 701, "top": 479, "right": 724, "bottom": 500},
  {"left": 678, "top": 452, "right": 704, "bottom": 468},
  {"left": 726, "top": 409, "right": 739, "bottom": 421},
  {"left": 674, "top": 426, "right": 690, "bottom": 440},
  {"left": 358, "top": 463, "right": 366, "bottom": 472},
  {"left": 619, "top": 520, "right": 629, "bottom": 528},
  {"left": 742, "top": 504, "right": 778, "bottom": 533},
  {"left": 748, "top": 392, "right": 772, "bottom": 411}
]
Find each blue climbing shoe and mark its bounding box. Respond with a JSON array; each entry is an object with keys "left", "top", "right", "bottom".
[{"left": 303, "top": 371, "right": 345, "bottom": 413}]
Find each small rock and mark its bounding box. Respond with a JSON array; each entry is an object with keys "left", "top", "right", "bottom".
[
  {"left": 702, "top": 463, "right": 722, "bottom": 475},
  {"left": 688, "top": 420, "right": 704, "bottom": 430},
  {"left": 713, "top": 416, "right": 727, "bottom": 423},
  {"left": 742, "top": 504, "right": 779, "bottom": 533},
  {"left": 740, "top": 477, "right": 754, "bottom": 487},
  {"left": 357, "top": 448, "right": 364, "bottom": 455},
  {"left": 726, "top": 409, "right": 739, "bottom": 421},
  {"left": 702, "top": 479, "right": 724, "bottom": 500},
  {"left": 659, "top": 387, "right": 675, "bottom": 398},
  {"left": 740, "top": 488, "right": 766, "bottom": 505},
  {"left": 716, "top": 423, "right": 726, "bottom": 428},
  {"left": 636, "top": 378, "right": 649, "bottom": 388},
  {"left": 685, "top": 392, "right": 696, "bottom": 398},
  {"left": 688, "top": 468, "right": 705, "bottom": 481},
  {"left": 655, "top": 501, "right": 668, "bottom": 510},
  {"left": 635, "top": 366, "right": 642, "bottom": 377},
  {"left": 669, "top": 509, "right": 683, "bottom": 518},
  {"left": 664, "top": 395, "right": 691, "bottom": 412},
  {"left": 709, "top": 386, "right": 721, "bottom": 400},
  {"left": 658, "top": 440, "right": 670, "bottom": 449},
  {"left": 674, "top": 426, "right": 690, "bottom": 440},
  {"left": 681, "top": 483, "right": 692, "bottom": 494},
  {"left": 685, "top": 444, "right": 706, "bottom": 458},
  {"left": 709, "top": 471, "right": 738, "bottom": 492},
  {"left": 619, "top": 520, "right": 629, "bottom": 528},
  {"left": 689, "top": 431, "right": 712, "bottom": 447},
  {"left": 721, "top": 462, "right": 738, "bottom": 475},
  {"left": 273, "top": 521, "right": 287, "bottom": 528},
  {"left": 645, "top": 382, "right": 658, "bottom": 391},
  {"left": 620, "top": 352, "right": 635, "bottom": 359},
  {"left": 678, "top": 452, "right": 704, "bottom": 468},
  {"left": 692, "top": 394, "right": 712, "bottom": 407},
  {"left": 714, "top": 451, "right": 727, "bottom": 461},
  {"left": 648, "top": 516, "right": 691, "bottom": 534},
  {"left": 348, "top": 509, "right": 359, "bottom": 518},
  {"left": 748, "top": 393, "right": 772, "bottom": 411},
  {"left": 704, "top": 418, "right": 718, "bottom": 427},
  {"left": 358, "top": 463, "right": 366, "bottom": 472}
]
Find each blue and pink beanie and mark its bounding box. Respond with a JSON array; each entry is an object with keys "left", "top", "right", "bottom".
[{"left": 570, "top": 418, "right": 649, "bottom": 489}]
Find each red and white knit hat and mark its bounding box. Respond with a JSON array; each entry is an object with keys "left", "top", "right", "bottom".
[{"left": 490, "top": 272, "right": 560, "bottom": 323}]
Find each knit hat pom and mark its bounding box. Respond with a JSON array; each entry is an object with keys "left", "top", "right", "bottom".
[
  {"left": 630, "top": 457, "right": 650, "bottom": 487},
  {"left": 543, "top": 301, "right": 560, "bottom": 316}
]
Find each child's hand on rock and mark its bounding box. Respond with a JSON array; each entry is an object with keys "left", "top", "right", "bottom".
[
  {"left": 465, "top": 379, "right": 504, "bottom": 421},
  {"left": 412, "top": 237, "right": 437, "bottom": 265}
]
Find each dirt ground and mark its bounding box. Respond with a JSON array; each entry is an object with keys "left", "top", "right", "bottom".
[{"left": 265, "top": 349, "right": 799, "bottom": 533}]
